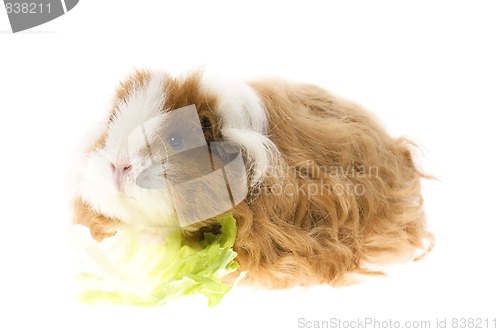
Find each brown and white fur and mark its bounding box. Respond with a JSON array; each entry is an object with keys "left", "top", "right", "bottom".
[{"left": 70, "top": 69, "right": 432, "bottom": 288}]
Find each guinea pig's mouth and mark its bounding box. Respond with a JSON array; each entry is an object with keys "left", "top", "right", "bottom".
[
  {"left": 116, "top": 188, "right": 138, "bottom": 201},
  {"left": 119, "top": 190, "right": 136, "bottom": 198}
]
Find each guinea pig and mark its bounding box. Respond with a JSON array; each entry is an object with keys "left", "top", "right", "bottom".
[{"left": 70, "top": 69, "right": 433, "bottom": 288}]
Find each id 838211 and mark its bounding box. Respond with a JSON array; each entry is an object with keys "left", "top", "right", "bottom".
[{"left": 5, "top": 2, "right": 51, "bottom": 14}]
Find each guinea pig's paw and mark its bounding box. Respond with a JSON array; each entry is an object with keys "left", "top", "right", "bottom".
[{"left": 88, "top": 218, "right": 121, "bottom": 242}]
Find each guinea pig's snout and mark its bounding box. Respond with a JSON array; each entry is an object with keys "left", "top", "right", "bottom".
[{"left": 110, "top": 162, "right": 132, "bottom": 193}]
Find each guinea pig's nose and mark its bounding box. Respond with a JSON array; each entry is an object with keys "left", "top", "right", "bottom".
[
  {"left": 111, "top": 163, "right": 132, "bottom": 174},
  {"left": 111, "top": 163, "right": 133, "bottom": 193}
]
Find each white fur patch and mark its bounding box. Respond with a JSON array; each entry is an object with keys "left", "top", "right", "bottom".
[
  {"left": 106, "top": 72, "right": 167, "bottom": 163},
  {"left": 72, "top": 71, "right": 178, "bottom": 230},
  {"left": 200, "top": 75, "right": 281, "bottom": 185}
]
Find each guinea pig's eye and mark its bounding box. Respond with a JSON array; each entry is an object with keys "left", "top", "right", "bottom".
[{"left": 167, "top": 132, "right": 185, "bottom": 150}]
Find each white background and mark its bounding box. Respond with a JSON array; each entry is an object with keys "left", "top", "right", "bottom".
[{"left": 1, "top": 1, "right": 499, "bottom": 331}]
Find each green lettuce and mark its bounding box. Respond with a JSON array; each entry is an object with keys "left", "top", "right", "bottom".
[{"left": 75, "top": 215, "right": 241, "bottom": 307}]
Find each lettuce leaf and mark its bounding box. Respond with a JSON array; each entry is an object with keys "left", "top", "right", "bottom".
[{"left": 75, "top": 215, "right": 241, "bottom": 307}]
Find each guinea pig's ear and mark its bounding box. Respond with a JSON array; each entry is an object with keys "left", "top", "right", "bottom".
[{"left": 200, "top": 75, "right": 283, "bottom": 186}]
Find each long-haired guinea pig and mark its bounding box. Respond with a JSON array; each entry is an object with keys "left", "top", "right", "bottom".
[{"left": 70, "top": 70, "right": 432, "bottom": 287}]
